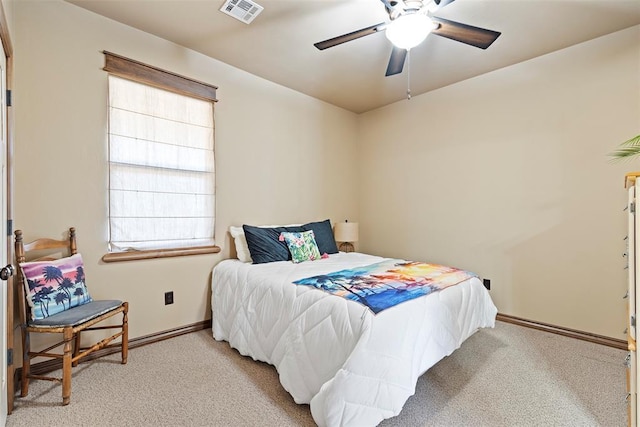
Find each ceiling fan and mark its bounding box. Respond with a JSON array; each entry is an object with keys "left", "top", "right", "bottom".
[{"left": 314, "top": 0, "right": 501, "bottom": 77}]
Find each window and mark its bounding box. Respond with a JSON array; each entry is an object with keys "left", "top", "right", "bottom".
[{"left": 102, "top": 52, "right": 220, "bottom": 262}]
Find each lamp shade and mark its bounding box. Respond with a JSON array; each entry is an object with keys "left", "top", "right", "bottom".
[{"left": 334, "top": 222, "right": 359, "bottom": 243}]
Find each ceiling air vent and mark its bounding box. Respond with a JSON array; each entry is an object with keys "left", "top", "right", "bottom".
[{"left": 220, "top": 0, "right": 264, "bottom": 24}]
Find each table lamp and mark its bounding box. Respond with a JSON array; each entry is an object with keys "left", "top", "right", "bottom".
[{"left": 334, "top": 221, "right": 358, "bottom": 253}]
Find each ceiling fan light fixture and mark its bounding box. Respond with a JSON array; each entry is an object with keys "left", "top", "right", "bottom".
[{"left": 385, "top": 13, "right": 435, "bottom": 50}]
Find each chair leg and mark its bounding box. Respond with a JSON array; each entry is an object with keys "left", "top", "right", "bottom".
[
  {"left": 62, "top": 327, "right": 73, "bottom": 405},
  {"left": 72, "top": 331, "right": 81, "bottom": 367},
  {"left": 121, "top": 302, "right": 128, "bottom": 364},
  {"left": 20, "top": 327, "right": 30, "bottom": 398}
]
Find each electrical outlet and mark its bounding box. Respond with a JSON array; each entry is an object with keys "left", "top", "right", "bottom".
[
  {"left": 482, "top": 279, "right": 491, "bottom": 290},
  {"left": 164, "top": 291, "right": 174, "bottom": 305}
]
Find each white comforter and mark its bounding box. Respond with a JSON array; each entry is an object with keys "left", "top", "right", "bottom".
[{"left": 211, "top": 252, "right": 497, "bottom": 426}]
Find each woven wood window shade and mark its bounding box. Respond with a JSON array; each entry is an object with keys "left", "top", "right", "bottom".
[{"left": 104, "top": 52, "right": 218, "bottom": 253}]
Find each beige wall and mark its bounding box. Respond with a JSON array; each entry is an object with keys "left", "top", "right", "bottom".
[
  {"left": 9, "top": 0, "right": 638, "bottom": 344},
  {"left": 357, "top": 25, "right": 640, "bottom": 338},
  {"left": 11, "top": 0, "right": 359, "bottom": 340}
]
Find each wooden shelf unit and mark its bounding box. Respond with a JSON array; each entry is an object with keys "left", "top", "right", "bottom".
[{"left": 624, "top": 172, "right": 640, "bottom": 426}]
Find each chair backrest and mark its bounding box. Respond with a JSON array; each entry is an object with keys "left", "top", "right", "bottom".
[{"left": 14, "top": 227, "right": 78, "bottom": 325}]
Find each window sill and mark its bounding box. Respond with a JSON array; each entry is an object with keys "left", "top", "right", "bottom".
[{"left": 102, "top": 245, "right": 221, "bottom": 263}]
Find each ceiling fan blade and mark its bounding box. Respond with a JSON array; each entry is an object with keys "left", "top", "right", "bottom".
[
  {"left": 431, "top": 17, "right": 500, "bottom": 49},
  {"left": 385, "top": 46, "right": 407, "bottom": 77},
  {"left": 314, "top": 22, "right": 386, "bottom": 50}
]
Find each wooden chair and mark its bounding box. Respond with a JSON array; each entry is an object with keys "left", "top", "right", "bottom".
[{"left": 14, "top": 227, "right": 128, "bottom": 405}]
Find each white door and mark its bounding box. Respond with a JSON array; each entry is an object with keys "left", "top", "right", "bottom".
[{"left": 0, "top": 33, "right": 8, "bottom": 426}]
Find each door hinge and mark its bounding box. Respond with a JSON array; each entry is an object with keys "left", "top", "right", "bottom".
[
  {"left": 5, "top": 89, "right": 10, "bottom": 107},
  {"left": 6, "top": 219, "right": 11, "bottom": 236},
  {"left": 631, "top": 202, "right": 636, "bottom": 214},
  {"left": 7, "top": 348, "right": 12, "bottom": 366}
]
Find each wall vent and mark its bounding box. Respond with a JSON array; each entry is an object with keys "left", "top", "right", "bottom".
[{"left": 220, "top": 0, "right": 264, "bottom": 24}]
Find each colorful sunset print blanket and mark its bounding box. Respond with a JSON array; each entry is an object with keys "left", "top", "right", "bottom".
[{"left": 293, "top": 259, "right": 478, "bottom": 314}]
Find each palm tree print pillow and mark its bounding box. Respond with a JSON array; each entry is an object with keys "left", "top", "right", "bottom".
[
  {"left": 20, "top": 253, "right": 93, "bottom": 320},
  {"left": 280, "top": 230, "right": 322, "bottom": 263}
]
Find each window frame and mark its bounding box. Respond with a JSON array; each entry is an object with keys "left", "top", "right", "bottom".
[{"left": 101, "top": 51, "right": 220, "bottom": 263}]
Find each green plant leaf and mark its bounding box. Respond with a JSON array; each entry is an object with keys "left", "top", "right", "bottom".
[{"left": 610, "top": 135, "right": 640, "bottom": 161}]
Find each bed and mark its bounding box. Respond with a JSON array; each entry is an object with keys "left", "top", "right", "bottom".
[{"left": 211, "top": 250, "right": 497, "bottom": 426}]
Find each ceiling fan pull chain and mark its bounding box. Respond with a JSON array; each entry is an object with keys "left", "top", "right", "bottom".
[{"left": 407, "top": 48, "right": 411, "bottom": 100}]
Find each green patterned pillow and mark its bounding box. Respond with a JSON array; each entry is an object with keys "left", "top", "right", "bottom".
[{"left": 280, "top": 230, "right": 322, "bottom": 263}]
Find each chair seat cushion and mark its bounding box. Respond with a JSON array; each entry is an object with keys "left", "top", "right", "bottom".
[{"left": 28, "top": 299, "right": 123, "bottom": 328}]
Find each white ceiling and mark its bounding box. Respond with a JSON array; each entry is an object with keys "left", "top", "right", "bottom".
[{"left": 66, "top": 0, "right": 640, "bottom": 113}]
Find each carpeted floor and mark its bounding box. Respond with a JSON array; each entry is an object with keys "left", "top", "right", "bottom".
[{"left": 6, "top": 321, "right": 626, "bottom": 426}]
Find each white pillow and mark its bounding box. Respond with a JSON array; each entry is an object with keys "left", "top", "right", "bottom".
[
  {"left": 229, "top": 226, "right": 252, "bottom": 263},
  {"left": 229, "top": 224, "right": 302, "bottom": 263}
]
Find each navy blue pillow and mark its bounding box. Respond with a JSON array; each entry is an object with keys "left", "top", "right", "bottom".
[
  {"left": 302, "top": 219, "right": 338, "bottom": 255},
  {"left": 243, "top": 224, "right": 304, "bottom": 264}
]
